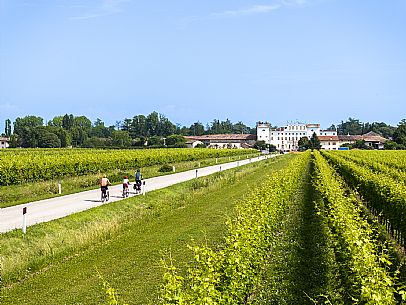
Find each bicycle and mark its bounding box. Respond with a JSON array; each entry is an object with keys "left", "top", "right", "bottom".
[
  {"left": 134, "top": 180, "right": 142, "bottom": 194},
  {"left": 101, "top": 188, "right": 110, "bottom": 203},
  {"left": 122, "top": 184, "right": 130, "bottom": 198}
]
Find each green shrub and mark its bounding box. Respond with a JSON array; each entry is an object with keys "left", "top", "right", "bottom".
[{"left": 159, "top": 164, "right": 173, "bottom": 173}]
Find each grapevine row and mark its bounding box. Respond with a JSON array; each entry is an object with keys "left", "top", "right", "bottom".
[
  {"left": 335, "top": 151, "right": 406, "bottom": 183},
  {"left": 313, "top": 151, "right": 397, "bottom": 304},
  {"left": 159, "top": 152, "right": 310, "bottom": 304},
  {"left": 338, "top": 150, "right": 406, "bottom": 172},
  {"left": 322, "top": 151, "right": 406, "bottom": 242},
  {"left": 0, "top": 148, "right": 256, "bottom": 186}
]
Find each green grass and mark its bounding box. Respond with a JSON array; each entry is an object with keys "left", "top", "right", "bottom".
[
  {"left": 0, "top": 153, "right": 261, "bottom": 208},
  {"left": 0, "top": 154, "right": 293, "bottom": 305}
]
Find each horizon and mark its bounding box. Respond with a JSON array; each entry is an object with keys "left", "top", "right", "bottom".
[
  {"left": 1, "top": 110, "right": 404, "bottom": 133},
  {"left": 1, "top": 0, "right": 405, "bottom": 132}
]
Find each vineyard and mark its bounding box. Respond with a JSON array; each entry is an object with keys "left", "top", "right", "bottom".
[
  {"left": 2, "top": 150, "right": 406, "bottom": 304},
  {"left": 160, "top": 150, "right": 406, "bottom": 304},
  {"left": 0, "top": 148, "right": 255, "bottom": 185}
]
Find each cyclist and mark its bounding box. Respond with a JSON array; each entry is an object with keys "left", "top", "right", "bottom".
[
  {"left": 134, "top": 169, "right": 142, "bottom": 193},
  {"left": 100, "top": 174, "right": 111, "bottom": 201},
  {"left": 122, "top": 175, "right": 130, "bottom": 197}
]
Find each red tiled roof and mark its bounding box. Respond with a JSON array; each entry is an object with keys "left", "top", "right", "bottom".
[
  {"left": 185, "top": 134, "right": 256, "bottom": 141},
  {"left": 318, "top": 136, "right": 339, "bottom": 141},
  {"left": 338, "top": 135, "right": 355, "bottom": 141},
  {"left": 338, "top": 133, "right": 387, "bottom": 143}
]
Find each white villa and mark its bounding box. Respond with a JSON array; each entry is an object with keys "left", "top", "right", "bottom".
[
  {"left": 257, "top": 121, "right": 388, "bottom": 151},
  {"left": 257, "top": 122, "right": 338, "bottom": 151}
]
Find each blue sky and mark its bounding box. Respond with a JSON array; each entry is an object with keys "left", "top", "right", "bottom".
[{"left": 1, "top": 0, "right": 405, "bottom": 131}]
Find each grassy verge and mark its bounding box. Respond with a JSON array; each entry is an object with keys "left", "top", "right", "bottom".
[
  {"left": 0, "top": 154, "right": 292, "bottom": 305},
  {"left": 0, "top": 153, "right": 261, "bottom": 208}
]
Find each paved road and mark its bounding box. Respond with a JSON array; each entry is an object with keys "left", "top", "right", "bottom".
[{"left": 0, "top": 155, "right": 275, "bottom": 233}]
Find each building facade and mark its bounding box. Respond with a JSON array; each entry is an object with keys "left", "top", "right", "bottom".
[
  {"left": 0, "top": 137, "right": 10, "bottom": 149},
  {"left": 185, "top": 134, "right": 256, "bottom": 149},
  {"left": 257, "top": 122, "right": 337, "bottom": 151},
  {"left": 338, "top": 131, "right": 387, "bottom": 149}
]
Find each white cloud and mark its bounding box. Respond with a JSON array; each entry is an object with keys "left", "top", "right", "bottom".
[
  {"left": 70, "top": 0, "right": 130, "bottom": 20},
  {"left": 210, "top": 4, "right": 282, "bottom": 18},
  {"left": 180, "top": 1, "right": 311, "bottom": 26},
  {"left": 280, "top": 0, "right": 309, "bottom": 6}
]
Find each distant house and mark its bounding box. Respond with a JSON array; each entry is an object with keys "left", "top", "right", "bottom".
[
  {"left": 338, "top": 131, "right": 388, "bottom": 149},
  {"left": 184, "top": 134, "right": 256, "bottom": 149},
  {"left": 318, "top": 135, "right": 340, "bottom": 150},
  {"left": 257, "top": 122, "right": 337, "bottom": 151},
  {"left": 0, "top": 137, "right": 10, "bottom": 149}
]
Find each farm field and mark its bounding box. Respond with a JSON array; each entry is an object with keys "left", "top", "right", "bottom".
[
  {"left": 0, "top": 154, "right": 292, "bottom": 304},
  {"left": 1, "top": 150, "right": 406, "bottom": 304},
  {"left": 0, "top": 148, "right": 259, "bottom": 208},
  {"left": 0, "top": 148, "right": 256, "bottom": 185}
]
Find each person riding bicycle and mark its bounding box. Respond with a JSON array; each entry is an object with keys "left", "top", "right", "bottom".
[
  {"left": 100, "top": 174, "right": 111, "bottom": 198},
  {"left": 123, "top": 175, "right": 130, "bottom": 193},
  {"left": 134, "top": 169, "right": 142, "bottom": 192}
]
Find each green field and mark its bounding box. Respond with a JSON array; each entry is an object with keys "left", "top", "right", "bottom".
[
  {"left": 0, "top": 148, "right": 259, "bottom": 207},
  {"left": 0, "top": 154, "right": 290, "bottom": 304},
  {"left": 1, "top": 150, "right": 406, "bottom": 304}
]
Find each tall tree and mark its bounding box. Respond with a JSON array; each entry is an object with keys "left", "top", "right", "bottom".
[
  {"left": 132, "top": 115, "right": 148, "bottom": 137},
  {"left": 298, "top": 136, "right": 310, "bottom": 150},
  {"left": 48, "top": 116, "right": 63, "bottom": 128},
  {"left": 189, "top": 122, "right": 205, "bottom": 136},
  {"left": 220, "top": 119, "right": 233, "bottom": 134},
  {"left": 70, "top": 127, "right": 88, "bottom": 146},
  {"left": 159, "top": 115, "right": 176, "bottom": 136},
  {"left": 337, "top": 118, "right": 363, "bottom": 135},
  {"left": 393, "top": 119, "right": 406, "bottom": 145},
  {"left": 13, "top": 116, "right": 44, "bottom": 147},
  {"left": 209, "top": 119, "right": 221, "bottom": 134},
  {"left": 37, "top": 128, "right": 61, "bottom": 148},
  {"left": 62, "top": 114, "right": 74, "bottom": 130},
  {"left": 364, "top": 122, "right": 396, "bottom": 139},
  {"left": 111, "top": 130, "right": 131, "bottom": 147},
  {"left": 326, "top": 124, "right": 336, "bottom": 131},
  {"left": 74, "top": 116, "right": 92, "bottom": 131},
  {"left": 233, "top": 121, "right": 250, "bottom": 134},
  {"left": 309, "top": 132, "right": 321, "bottom": 150},
  {"left": 14, "top": 116, "right": 44, "bottom": 136},
  {"left": 146, "top": 111, "right": 160, "bottom": 136},
  {"left": 5, "top": 119, "right": 11, "bottom": 137},
  {"left": 52, "top": 128, "right": 71, "bottom": 147},
  {"left": 121, "top": 118, "right": 132, "bottom": 132}
]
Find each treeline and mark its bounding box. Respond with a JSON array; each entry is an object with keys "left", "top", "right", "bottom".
[
  {"left": 3, "top": 112, "right": 254, "bottom": 148},
  {"left": 330, "top": 117, "right": 396, "bottom": 138},
  {"left": 331, "top": 117, "right": 406, "bottom": 149}
]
